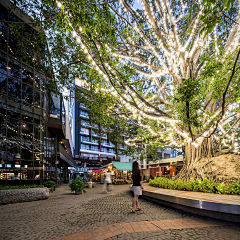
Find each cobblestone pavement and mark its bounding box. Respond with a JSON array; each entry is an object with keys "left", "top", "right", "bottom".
[{"left": 0, "top": 184, "right": 240, "bottom": 240}]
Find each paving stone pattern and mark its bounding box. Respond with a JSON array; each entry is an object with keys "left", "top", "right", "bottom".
[{"left": 0, "top": 184, "right": 239, "bottom": 240}]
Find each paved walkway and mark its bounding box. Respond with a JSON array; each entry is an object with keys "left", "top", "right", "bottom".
[
  {"left": 1, "top": 184, "right": 240, "bottom": 240},
  {"left": 54, "top": 218, "right": 231, "bottom": 240}
]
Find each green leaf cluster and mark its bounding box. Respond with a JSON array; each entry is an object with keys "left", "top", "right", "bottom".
[
  {"left": 43, "top": 180, "right": 56, "bottom": 188},
  {"left": 172, "top": 78, "right": 203, "bottom": 128},
  {"left": 69, "top": 177, "right": 86, "bottom": 193},
  {"left": 149, "top": 177, "right": 240, "bottom": 195},
  {"left": 0, "top": 185, "right": 44, "bottom": 190}
]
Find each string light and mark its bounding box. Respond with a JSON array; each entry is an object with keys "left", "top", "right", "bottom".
[{"left": 53, "top": 0, "right": 240, "bottom": 151}]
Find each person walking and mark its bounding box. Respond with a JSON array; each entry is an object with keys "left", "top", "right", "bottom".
[
  {"left": 104, "top": 169, "right": 111, "bottom": 193},
  {"left": 131, "top": 161, "right": 143, "bottom": 213}
]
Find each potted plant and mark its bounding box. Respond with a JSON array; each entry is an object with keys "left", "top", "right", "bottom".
[
  {"left": 44, "top": 180, "right": 56, "bottom": 192},
  {"left": 69, "top": 177, "right": 86, "bottom": 194}
]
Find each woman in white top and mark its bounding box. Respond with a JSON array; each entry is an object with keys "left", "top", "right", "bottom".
[{"left": 105, "top": 169, "right": 111, "bottom": 193}]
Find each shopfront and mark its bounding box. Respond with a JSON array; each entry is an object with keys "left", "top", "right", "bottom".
[
  {"left": 103, "top": 162, "right": 132, "bottom": 184},
  {"left": 148, "top": 157, "right": 184, "bottom": 178}
]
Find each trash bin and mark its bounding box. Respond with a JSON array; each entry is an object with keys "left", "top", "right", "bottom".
[{"left": 88, "top": 182, "right": 92, "bottom": 188}]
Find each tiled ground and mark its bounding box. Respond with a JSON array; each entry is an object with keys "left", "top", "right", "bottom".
[
  {"left": 53, "top": 218, "right": 231, "bottom": 240},
  {"left": 1, "top": 184, "right": 239, "bottom": 240}
]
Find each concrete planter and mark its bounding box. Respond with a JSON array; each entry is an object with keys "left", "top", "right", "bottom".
[{"left": 0, "top": 187, "right": 49, "bottom": 205}]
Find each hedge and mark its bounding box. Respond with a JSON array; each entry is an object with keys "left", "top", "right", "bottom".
[
  {"left": 0, "top": 185, "right": 44, "bottom": 190},
  {"left": 149, "top": 177, "right": 240, "bottom": 195}
]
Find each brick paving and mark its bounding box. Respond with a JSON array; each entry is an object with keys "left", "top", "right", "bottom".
[
  {"left": 0, "top": 184, "right": 240, "bottom": 240},
  {"left": 54, "top": 219, "right": 231, "bottom": 240}
]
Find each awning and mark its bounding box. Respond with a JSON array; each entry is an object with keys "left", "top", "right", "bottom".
[
  {"left": 92, "top": 169, "right": 103, "bottom": 173},
  {"left": 112, "top": 162, "right": 132, "bottom": 171}
]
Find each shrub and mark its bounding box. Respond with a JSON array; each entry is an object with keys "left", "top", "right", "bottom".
[
  {"left": 0, "top": 185, "right": 44, "bottom": 190},
  {"left": 44, "top": 180, "right": 56, "bottom": 188},
  {"left": 69, "top": 177, "right": 86, "bottom": 193},
  {"left": 149, "top": 177, "right": 240, "bottom": 195}
]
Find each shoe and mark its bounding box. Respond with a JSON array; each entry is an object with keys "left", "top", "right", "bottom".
[
  {"left": 130, "top": 208, "right": 135, "bottom": 213},
  {"left": 136, "top": 208, "right": 142, "bottom": 211}
]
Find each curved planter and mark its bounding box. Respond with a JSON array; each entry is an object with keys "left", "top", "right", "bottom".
[{"left": 0, "top": 187, "right": 49, "bottom": 205}]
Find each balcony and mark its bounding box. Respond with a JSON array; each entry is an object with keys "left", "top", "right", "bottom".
[
  {"left": 79, "top": 103, "right": 87, "bottom": 109},
  {"left": 81, "top": 122, "right": 91, "bottom": 127},
  {"left": 92, "top": 124, "right": 99, "bottom": 129},
  {"left": 92, "top": 132, "right": 100, "bottom": 137},
  {"left": 101, "top": 134, "right": 108, "bottom": 139},
  {"left": 80, "top": 131, "right": 89, "bottom": 135},
  {"left": 80, "top": 112, "right": 89, "bottom": 119}
]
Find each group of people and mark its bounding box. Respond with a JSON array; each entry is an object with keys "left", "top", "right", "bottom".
[{"left": 103, "top": 161, "right": 144, "bottom": 213}]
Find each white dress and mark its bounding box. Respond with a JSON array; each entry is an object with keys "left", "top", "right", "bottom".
[{"left": 105, "top": 172, "right": 111, "bottom": 184}]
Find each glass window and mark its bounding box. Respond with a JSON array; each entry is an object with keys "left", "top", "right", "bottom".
[
  {"left": 0, "top": 29, "right": 8, "bottom": 52},
  {"left": 49, "top": 94, "right": 60, "bottom": 118},
  {"left": 21, "top": 144, "right": 33, "bottom": 161},
  {"left": 0, "top": 72, "right": 7, "bottom": 94},
  {"left": 7, "top": 62, "right": 21, "bottom": 80},
  {"left": 6, "top": 142, "right": 19, "bottom": 162},
  {"left": 21, "top": 122, "right": 33, "bottom": 142},
  {"left": 33, "top": 90, "right": 41, "bottom": 108},
  {"left": 22, "top": 68, "right": 33, "bottom": 86},
  {"left": 7, "top": 77, "right": 21, "bottom": 101},
  {"left": 34, "top": 76, "right": 41, "bottom": 89},
  {"left": 0, "top": 57, "right": 7, "bottom": 74},
  {"left": 6, "top": 117, "right": 19, "bottom": 139},
  {"left": 22, "top": 113, "right": 33, "bottom": 123},
  {"left": 80, "top": 127, "right": 89, "bottom": 134},
  {"left": 0, "top": 116, "right": 6, "bottom": 137},
  {"left": 22, "top": 83, "right": 33, "bottom": 105}
]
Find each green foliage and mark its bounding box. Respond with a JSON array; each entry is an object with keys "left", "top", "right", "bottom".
[
  {"left": 69, "top": 177, "right": 86, "bottom": 193},
  {"left": 149, "top": 177, "right": 240, "bottom": 195},
  {"left": 199, "top": 0, "right": 236, "bottom": 36},
  {"left": 172, "top": 78, "right": 203, "bottom": 128},
  {"left": 44, "top": 180, "right": 56, "bottom": 188},
  {"left": 0, "top": 185, "right": 44, "bottom": 190}
]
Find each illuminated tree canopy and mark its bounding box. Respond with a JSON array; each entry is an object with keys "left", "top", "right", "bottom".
[{"left": 5, "top": 0, "right": 240, "bottom": 165}]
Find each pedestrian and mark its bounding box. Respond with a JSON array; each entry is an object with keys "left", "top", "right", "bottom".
[
  {"left": 104, "top": 169, "right": 111, "bottom": 193},
  {"left": 131, "top": 161, "right": 144, "bottom": 213}
]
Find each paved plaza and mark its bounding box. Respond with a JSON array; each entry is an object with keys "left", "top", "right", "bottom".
[{"left": 0, "top": 184, "right": 240, "bottom": 240}]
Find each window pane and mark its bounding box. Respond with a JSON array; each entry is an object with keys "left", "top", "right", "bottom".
[
  {"left": 0, "top": 72, "right": 7, "bottom": 94},
  {"left": 21, "top": 122, "right": 33, "bottom": 142},
  {"left": 7, "top": 77, "right": 21, "bottom": 101},
  {"left": 6, "top": 117, "right": 19, "bottom": 139},
  {"left": 22, "top": 83, "right": 33, "bottom": 105},
  {"left": 0, "top": 116, "right": 6, "bottom": 137},
  {"left": 33, "top": 90, "right": 41, "bottom": 108},
  {"left": 22, "top": 68, "right": 33, "bottom": 86}
]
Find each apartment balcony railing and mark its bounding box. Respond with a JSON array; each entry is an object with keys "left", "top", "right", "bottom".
[
  {"left": 80, "top": 113, "right": 89, "bottom": 119},
  {"left": 80, "top": 131, "right": 89, "bottom": 135},
  {"left": 79, "top": 103, "right": 87, "bottom": 109}
]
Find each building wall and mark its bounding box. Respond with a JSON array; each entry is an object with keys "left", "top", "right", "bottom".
[{"left": 0, "top": 3, "right": 46, "bottom": 184}]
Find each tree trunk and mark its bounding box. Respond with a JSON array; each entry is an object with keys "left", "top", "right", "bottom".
[
  {"left": 184, "top": 138, "right": 215, "bottom": 166},
  {"left": 177, "top": 138, "right": 216, "bottom": 181}
]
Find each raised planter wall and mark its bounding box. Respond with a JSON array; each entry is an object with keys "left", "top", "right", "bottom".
[{"left": 0, "top": 187, "right": 49, "bottom": 205}]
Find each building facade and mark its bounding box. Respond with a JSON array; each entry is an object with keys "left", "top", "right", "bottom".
[
  {"left": 0, "top": 1, "right": 77, "bottom": 185},
  {"left": 73, "top": 82, "right": 132, "bottom": 173},
  {"left": 0, "top": 1, "right": 47, "bottom": 184}
]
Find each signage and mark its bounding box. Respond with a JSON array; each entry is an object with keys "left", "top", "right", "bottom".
[{"left": 15, "top": 164, "right": 21, "bottom": 168}]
